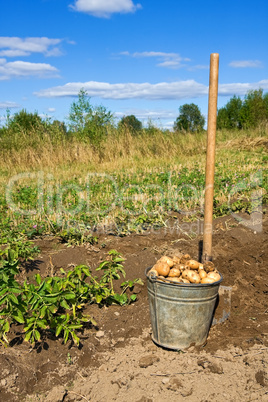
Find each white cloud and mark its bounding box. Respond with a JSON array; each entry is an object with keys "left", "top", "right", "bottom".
[
  {"left": 47, "top": 107, "right": 56, "bottom": 112},
  {"left": 0, "top": 37, "right": 64, "bottom": 58},
  {"left": 35, "top": 79, "right": 268, "bottom": 101},
  {"left": 70, "top": 0, "right": 142, "bottom": 18},
  {"left": 229, "top": 60, "right": 263, "bottom": 68},
  {"left": 121, "top": 51, "right": 190, "bottom": 69},
  {"left": 218, "top": 80, "right": 268, "bottom": 96},
  {"left": 0, "top": 59, "right": 59, "bottom": 80},
  {"left": 34, "top": 80, "right": 208, "bottom": 99},
  {"left": 0, "top": 101, "right": 20, "bottom": 109}
]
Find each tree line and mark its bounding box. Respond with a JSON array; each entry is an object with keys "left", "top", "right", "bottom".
[{"left": 1, "top": 89, "right": 267, "bottom": 143}]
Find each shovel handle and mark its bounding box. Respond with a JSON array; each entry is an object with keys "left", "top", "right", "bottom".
[{"left": 202, "top": 53, "right": 219, "bottom": 263}]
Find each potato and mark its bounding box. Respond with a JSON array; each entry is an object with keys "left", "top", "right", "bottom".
[
  {"left": 181, "top": 278, "right": 190, "bottom": 284},
  {"left": 206, "top": 272, "right": 221, "bottom": 282},
  {"left": 148, "top": 268, "right": 158, "bottom": 277},
  {"left": 159, "top": 256, "right": 174, "bottom": 268},
  {"left": 172, "top": 255, "right": 181, "bottom": 264},
  {"left": 203, "top": 261, "right": 215, "bottom": 273},
  {"left": 157, "top": 275, "right": 167, "bottom": 282},
  {"left": 154, "top": 262, "right": 170, "bottom": 277},
  {"left": 180, "top": 254, "right": 191, "bottom": 264},
  {"left": 182, "top": 269, "right": 200, "bottom": 284},
  {"left": 167, "top": 277, "right": 183, "bottom": 283},
  {"left": 186, "top": 259, "right": 200, "bottom": 270},
  {"left": 201, "top": 272, "right": 221, "bottom": 284},
  {"left": 198, "top": 269, "right": 207, "bottom": 280},
  {"left": 168, "top": 267, "right": 181, "bottom": 277},
  {"left": 201, "top": 277, "right": 215, "bottom": 284}
]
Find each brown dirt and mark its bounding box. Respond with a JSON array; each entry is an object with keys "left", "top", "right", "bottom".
[{"left": 0, "top": 213, "right": 267, "bottom": 401}]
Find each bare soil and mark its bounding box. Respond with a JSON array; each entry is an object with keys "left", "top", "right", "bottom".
[{"left": 0, "top": 213, "right": 267, "bottom": 401}]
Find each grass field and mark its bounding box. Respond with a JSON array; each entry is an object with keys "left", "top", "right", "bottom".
[{"left": 0, "top": 126, "right": 267, "bottom": 258}]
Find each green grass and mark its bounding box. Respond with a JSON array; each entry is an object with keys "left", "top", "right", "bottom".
[{"left": 0, "top": 127, "right": 267, "bottom": 249}]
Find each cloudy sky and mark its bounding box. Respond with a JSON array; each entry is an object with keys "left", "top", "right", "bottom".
[{"left": 0, "top": 0, "right": 267, "bottom": 127}]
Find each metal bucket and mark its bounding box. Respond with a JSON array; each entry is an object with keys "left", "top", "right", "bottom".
[{"left": 145, "top": 267, "right": 223, "bottom": 350}]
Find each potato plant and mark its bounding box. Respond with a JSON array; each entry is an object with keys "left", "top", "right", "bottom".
[{"left": 0, "top": 249, "right": 142, "bottom": 346}]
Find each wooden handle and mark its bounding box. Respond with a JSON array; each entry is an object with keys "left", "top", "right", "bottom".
[{"left": 202, "top": 53, "right": 219, "bottom": 263}]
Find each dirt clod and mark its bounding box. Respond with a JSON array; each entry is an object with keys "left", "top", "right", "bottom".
[
  {"left": 207, "top": 362, "right": 224, "bottom": 374},
  {"left": 166, "top": 377, "right": 182, "bottom": 391},
  {"left": 255, "top": 370, "right": 267, "bottom": 387},
  {"left": 139, "top": 355, "right": 160, "bottom": 368}
]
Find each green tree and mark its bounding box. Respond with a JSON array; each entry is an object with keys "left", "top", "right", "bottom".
[
  {"left": 8, "top": 109, "right": 43, "bottom": 132},
  {"left": 217, "top": 95, "right": 243, "bottom": 129},
  {"left": 68, "top": 89, "right": 92, "bottom": 132},
  {"left": 50, "top": 119, "right": 67, "bottom": 134},
  {"left": 118, "top": 115, "right": 142, "bottom": 134},
  {"left": 174, "top": 103, "right": 205, "bottom": 133},
  {"left": 239, "top": 89, "right": 268, "bottom": 128},
  {"left": 68, "top": 89, "right": 114, "bottom": 146}
]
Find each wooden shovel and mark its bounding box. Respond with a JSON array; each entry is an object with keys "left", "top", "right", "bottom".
[{"left": 202, "top": 53, "right": 232, "bottom": 323}]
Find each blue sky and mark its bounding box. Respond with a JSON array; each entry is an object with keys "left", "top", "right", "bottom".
[{"left": 0, "top": 0, "right": 267, "bottom": 128}]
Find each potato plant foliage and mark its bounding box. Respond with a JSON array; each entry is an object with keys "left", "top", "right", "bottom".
[{"left": 0, "top": 249, "right": 142, "bottom": 346}]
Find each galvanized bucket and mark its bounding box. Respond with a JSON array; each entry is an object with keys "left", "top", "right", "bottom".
[{"left": 145, "top": 267, "right": 223, "bottom": 350}]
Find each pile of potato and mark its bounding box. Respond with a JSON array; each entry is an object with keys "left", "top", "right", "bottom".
[{"left": 148, "top": 254, "right": 221, "bottom": 284}]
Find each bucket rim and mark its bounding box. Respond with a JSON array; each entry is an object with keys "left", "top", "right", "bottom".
[{"left": 145, "top": 266, "right": 223, "bottom": 287}]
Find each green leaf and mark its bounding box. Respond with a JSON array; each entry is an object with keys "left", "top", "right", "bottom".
[
  {"left": 35, "top": 274, "right": 42, "bottom": 285},
  {"left": 34, "top": 330, "right": 41, "bottom": 342},
  {"left": 24, "top": 330, "right": 33, "bottom": 342},
  {"left": 130, "top": 294, "right": 137, "bottom": 302},
  {"left": 8, "top": 293, "right": 19, "bottom": 304},
  {"left": 113, "top": 257, "right": 125, "bottom": 263},
  {"left": 81, "top": 267, "right": 91, "bottom": 277},
  {"left": 55, "top": 325, "right": 63, "bottom": 337},
  {"left": 72, "top": 332, "right": 80, "bottom": 345},
  {"left": 95, "top": 261, "right": 109, "bottom": 271},
  {"left": 95, "top": 295, "right": 103, "bottom": 304},
  {"left": 68, "top": 324, "right": 83, "bottom": 330},
  {"left": 43, "top": 297, "right": 58, "bottom": 304},
  {"left": 0, "top": 295, "right": 7, "bottom": 305},
  {"left": 49, "top": 305, "right": 58, "bottom": 314},
  {"left": 64, "top": 329, "right": 70, "bottom": 344},
  {"left": 40, "top": 305, "right": 47, "bottom": 319},
  {"left": 2, "top": 320, "right": 10, "bottom": 333},
  {"left": 12, "top": 310, "right": 25, "bottom": 324},
  {"left": 62, "top": 292, "right": 76, "bottom": 301},
  {"left": 36, "top": 320, "right": 47, "bottom": 329},
  {"left": 60, "top": 299, "right": 70, "bottom": 310}
]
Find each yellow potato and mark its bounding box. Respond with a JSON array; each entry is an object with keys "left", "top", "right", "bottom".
[
  {"left": 203, "top": 261, "right": 215, "bottom": 273},
  {"left": 181, "top": 278, "right": 190, "bottom": 284},
  {"left": 199, "top": 269, "right": 207, "bottom": 280},
  {"left": 206, "top": 272, "right": 221, "bottom": 282},
  {"left": 159, "top": 256, "right": 174, "bottom": 268},
  {"left": 182, "top": 269, "right": 200, "bottom": 284},
  {"left": 172, "top": 255, "right": 181, "bottom": 264},
  {"left": 157, "top": 275, "right": 167, "bottom": 282},
  {"left": 180, "top": 254, "right": 191, "bottom": 264},
  {"left": 167, "top": 277, "right": 183, "bottom": 283},
  {"left": 168, "top": 267, "right": 181, "bottom": 277},
  {"left": 154, "top": 262, "right": 170, "bottom": 277},
  {"left": 186, "top": 259, "right": 200, "bottom": 270},
  {"left": 201, "top": 277, "right": 215, "bottom": 284},
  {"left": 148, "top": 268, "right": 159, "bottom": 277}
]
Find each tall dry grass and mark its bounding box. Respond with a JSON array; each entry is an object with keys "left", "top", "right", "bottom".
[{"left": 0, "top": 125, "right": 266, "bottom": 185}]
